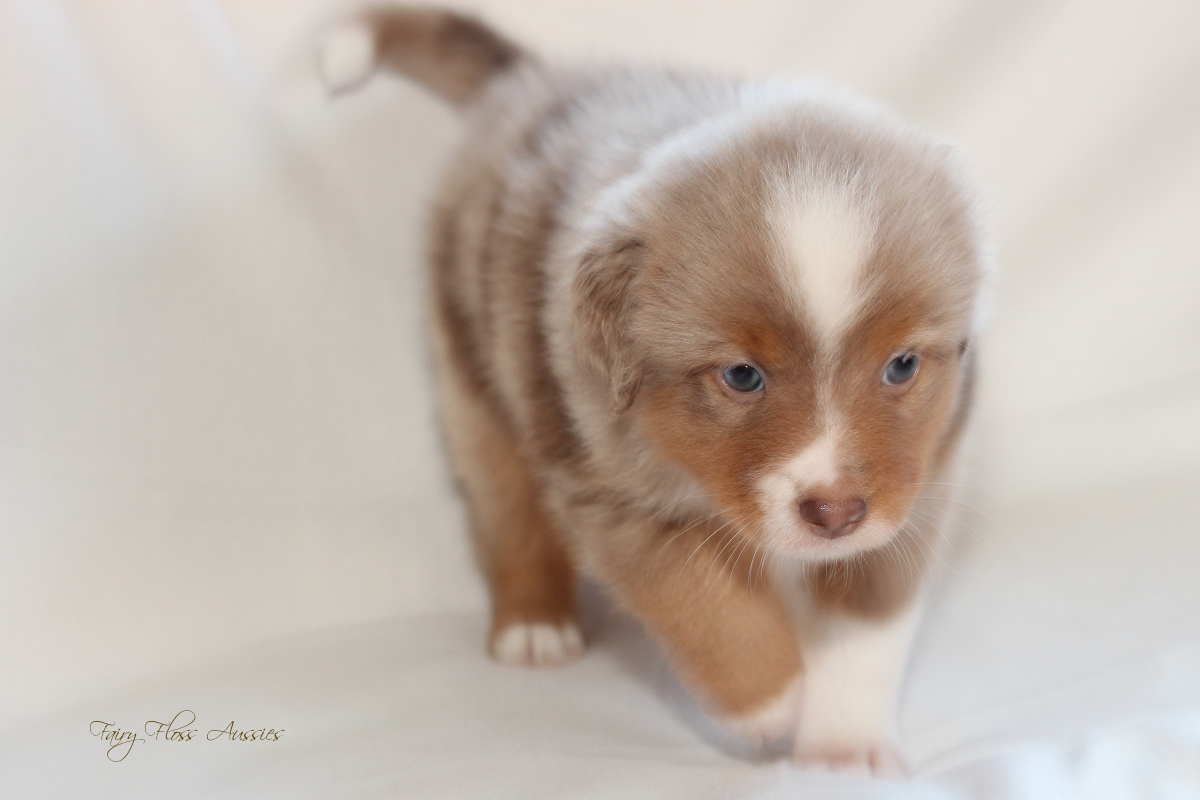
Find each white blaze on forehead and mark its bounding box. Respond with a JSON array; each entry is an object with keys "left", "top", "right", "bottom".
[
  {"left": 783, "top": 426, "right": 842, "bottom": 488},
  {"left": 757, "top": 425, "right": 843, "bottom": 505},
  {"left": 775, "top": 186, "right": 877, "bottom": 349}
]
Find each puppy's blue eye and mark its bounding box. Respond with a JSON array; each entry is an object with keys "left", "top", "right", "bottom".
[
  {"left": 884, "top": 353, "right": 919, "bottom": 385},
  {"left": 722, "top": 364, "right": 764, "bottom": 393}
]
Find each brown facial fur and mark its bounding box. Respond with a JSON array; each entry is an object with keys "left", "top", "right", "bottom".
[{"left": 608, "top": 128, "right": 978, "bottom": 576}]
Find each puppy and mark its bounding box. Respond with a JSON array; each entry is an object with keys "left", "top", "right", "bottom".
[{"left": 323, "top": 6, "right": 987, "bottom": 774}]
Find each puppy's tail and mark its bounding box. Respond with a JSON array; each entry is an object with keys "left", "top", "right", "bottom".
[{"left": 319, "top": 6, "right": 525, "bottom": 106}]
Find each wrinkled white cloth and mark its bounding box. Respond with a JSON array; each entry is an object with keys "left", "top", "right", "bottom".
[{"left": 2, "top": 2, "right": 1199, "bottom": 797}]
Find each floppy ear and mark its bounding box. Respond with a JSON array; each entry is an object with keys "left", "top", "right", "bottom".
[
  {"left": 573, "top": 239, "right": 646, "bottom": 414},
  {"left": 937, "top": 337, "right": 977, "bottom": 461}
]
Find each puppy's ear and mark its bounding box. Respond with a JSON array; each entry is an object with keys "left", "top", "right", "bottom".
[{"left": 573, "top": 239, "right": 646, "bottom": 414}]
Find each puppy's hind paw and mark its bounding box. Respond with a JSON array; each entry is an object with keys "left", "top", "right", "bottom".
[{"left": 489, "top": 621, "right": 585, "bottom": 668}]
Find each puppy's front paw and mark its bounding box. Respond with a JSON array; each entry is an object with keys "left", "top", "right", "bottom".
[
  {"left": 489, "top": 621, "right": 585, "bottom": 668},
  {"left": 792, "top": 606, "right": 920, "bottom": 776},
  {"left": 795, "top": 739, "right": 908, "bottom": 777},
  {"left": 722, "top": 675, "right": 803, "bottom": 747}
]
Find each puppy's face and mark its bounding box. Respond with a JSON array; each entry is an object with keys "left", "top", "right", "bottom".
[{"left": 591, "top": 123, "right": 984, "bottom": 563}]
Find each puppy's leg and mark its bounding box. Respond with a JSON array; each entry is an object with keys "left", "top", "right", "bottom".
[
  {"left": 436, "top": 348, "right": 581, "bottom": 668},
  {"left": 583, "top": 511, "right": 803, "bottom": 745},
  {"left": 791, "top": 548, "right": 924, "bottom": 775}
]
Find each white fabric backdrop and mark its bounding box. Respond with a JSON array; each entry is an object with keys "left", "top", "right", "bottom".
[{"left": 2, "top": 1, "right": 1198, "bottom": 797}]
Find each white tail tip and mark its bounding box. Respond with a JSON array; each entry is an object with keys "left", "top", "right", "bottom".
[{"left": 319, "top": 21, "right": 376, "bottom": 94}]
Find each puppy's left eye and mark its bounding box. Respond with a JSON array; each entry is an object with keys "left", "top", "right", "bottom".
[
  {"left": 722, "top": 364, "right": 764, "bottom": 393},
  {"left": 883, "top": 353, "right": 919, "bottom": 385}
]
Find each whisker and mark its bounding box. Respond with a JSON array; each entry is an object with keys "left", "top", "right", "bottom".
[
  {"left": 648, "top": 486, "right": 709, "bottom": 522},
  {"left": 649, "top": 509, "right": 723, "bottom": 566},
  {"left": 747, "top": 540, "right": 763, "bottom": 590},
  {"left": 677, "top": 516, "right": 738, "bottom": 581},
  {"left": 705, "top": 523, "right": 744, "bottom": 585}
]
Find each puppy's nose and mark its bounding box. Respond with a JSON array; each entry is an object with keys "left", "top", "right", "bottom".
[{"left": 798, "top": 496, "right": 867, "bottom": 539}]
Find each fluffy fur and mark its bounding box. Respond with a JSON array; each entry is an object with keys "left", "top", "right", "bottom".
[{"left": 324, "top": 6, "right": 988, "bottom": 774}]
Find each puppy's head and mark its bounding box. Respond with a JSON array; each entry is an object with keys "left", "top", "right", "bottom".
[{"left": 575, "top": 102, "right": 987, "bottom": 563}]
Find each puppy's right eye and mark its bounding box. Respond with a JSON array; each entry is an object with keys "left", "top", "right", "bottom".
[
  {"left": 722, "top": 364, "right": 764, "bottom": 393},
  {"left": 883, "top": 352, "right": 920, "bottom": 385}
]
